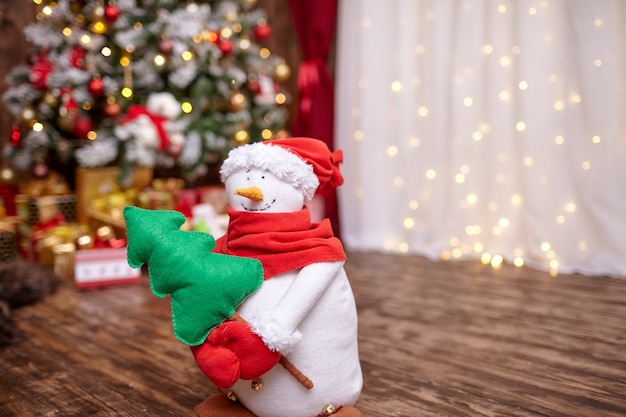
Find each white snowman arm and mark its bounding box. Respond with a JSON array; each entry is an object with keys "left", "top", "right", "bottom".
[{"left": 248, "top": 260, "right": 344, "bottom": 354}]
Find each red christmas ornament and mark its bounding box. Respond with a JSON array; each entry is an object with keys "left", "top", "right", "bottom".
[
  {"left": 104, "top": 4, "right": 121, "bottom": 22},
  {"left": 73, "top": 116, "right": 93, "bottom": 138},
  {"left": 88, "top": 78, "right": 105, "bottom": 98},
  {"left": 252, "top": 23, "right": 272, "bottom": 41},
  {"left": 103, "top": 101, "right": 122, "bottom": 118},
  {"left": 247, "top": 80, "right": 261, "bottom": 94},
  {"left": 10, "top": 125, "right": 21, "bottom": 147},
  {"left": 69, "top": 47, "right": 87, "bottom": 68},
  {"left": 29, "top": 54, "right": 53, "bottom": 90},
  {"left": 158, "top": 38, "right": 174, "bottom": 55},
  {"left": 219, "top": 40, "right": 233, "bottom": 55}
]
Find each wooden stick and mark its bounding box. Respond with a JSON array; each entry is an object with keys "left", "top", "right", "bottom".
[{"left": 230, "top": 311, "right": 314, "bottom": 390}]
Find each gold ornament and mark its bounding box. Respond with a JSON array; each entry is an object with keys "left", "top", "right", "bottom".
[
  {"left": 273, "top": 61, "right": 291, "bottom": 82},
  {"left": 225, "top": 391, "right": 238, "bottom": 402},
  {"left": 250, "top": 378, "right": 263, "bottom": 391},
  {"left": 0, "top": 167, "right": 15, "bottom": 185},
  {"left": 21, "top": 107, "right": 36, "bottom": 127},
  {"left": 42, "top": 91, "right": 60, "bottom": 108},
  {"left": 227, "top": 91, "right": 248, "bottom": 112},
  {"left": 233, "top": 130, "right": 250, "bottom": 145},
  {"left": 242, "top": 0, "right": 257, "bottom": 9},
  {"left": 322, "top": 404, "right": 337, "bottom": 416},
  {"left": 57, "top": 113, "right": 76, "bottom": 133}
]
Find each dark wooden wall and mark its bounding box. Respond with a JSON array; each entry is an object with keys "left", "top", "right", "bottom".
[
  {"left": 0, "top": 0, "right": 304, "bottom": 148},
  {"left": 0, "top": 1, "right": 38, "bottom": 148}
]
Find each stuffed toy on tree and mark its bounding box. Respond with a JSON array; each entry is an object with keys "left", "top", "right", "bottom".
[{"left": 124, "top": 137, "right": 362, "bottom": 417}]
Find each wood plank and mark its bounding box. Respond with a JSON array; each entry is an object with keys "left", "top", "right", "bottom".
[{"left": 1, "top": 252, "right": 625, "bottom": 416}]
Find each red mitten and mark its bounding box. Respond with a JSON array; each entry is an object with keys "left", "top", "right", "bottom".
[
  {"left": 190, "top": 341, "right": 240, "bottom": 388},
  {"left": 208, "top": 321, "right": 281, "bottom": 380}
]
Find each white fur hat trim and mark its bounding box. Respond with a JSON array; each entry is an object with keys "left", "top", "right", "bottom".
[
  {"left": 220, "top": 141, "right": 320, "bottom": 201},
  {"left": 248, "top": 310, "right": 302, "bottom": 354}
]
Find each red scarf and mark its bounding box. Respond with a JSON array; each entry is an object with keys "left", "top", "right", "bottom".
[{"left": 214, "top": 207, "right": 346, "bottom": 279}]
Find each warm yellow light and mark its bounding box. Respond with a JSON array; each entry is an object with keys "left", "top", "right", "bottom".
[
  {"left": 32, "top": 122, "right": 43, "bottom": 132},
  {"left": 387, "top": 146, "right": 398, "bottom": 156},
  {"left": 592, "top": 135, "right": 601, "bottom": 143},
  {"left": 391, "top": 81, "right": 402, "bottom": 92},
  {"left": 594, "top": 59, "right": 602, "bottom": 67},
  {"left": 425, "top": 169, "right": 436, "bottom": 180},
  {"left": 80, "top": 34, "right": 91, "bottom": 46},
  {"left": 154, "top": 54, "right": 166, "bottom": 66},
  {"left": 275, "top": 93, "right": 287, "bottom": 105},
  {"left": 403, "top": 218, "right": 415, "bottom": 229},
  {"left": 498, "top": 90, "right": 510, "bottom": 101},
  {"left": 566, "top": 202, "right": 576, "bottom": 212},
  {"left": 497, "top": 4, "right": 507, "bottom": 13},
  {"left": 393, "top": 177, "right": 404, "bottom": 187},
  {"left": 455, "top": 173, "right": 465, "bottom": 184},
  {"left": 481, "top": 253, "right": 492, "bottom": 264},
  {"left": 220, "top": 27, "right": 233, "bottom": 38},
  {"left": 62, "top": 27, "right": 72, "bottom": 37},
  {"left": 511, "top": 194, "right": 522, "bottom": 205},
  {"left": 582, "top": 161, "right": 591, "bottom": 170},
  {"left": 541, "top": 242, "right": 551, "bottom": 251},
  {"left": 417, "top": 106, "right": 429, "bottom": 117},
  {"left": 181, "top": 50, "right": 193, "bottom": 61},
  {"left": 87, "top": 131, "right": 97, "bottom": 140},
  {"left": 398, "top": 243, "right": 409, "bottom": 253},
  {"left": 92, "top": 21, "right": 107, "bottom": 34},
  {"left": 516, "top": 122, "right": 526, "bottom": 131},
  {"left": 553, "top": 101, "right": 564, "bottom": 110},
  {"left": 409, "top": 200, "right": 419, "bottom": 210},
  {"left": 261, "top": 129, "right": 273, "bottom": 140},
  {"left": 101, "top": 47, "right": 112, "bottom": 57},
  {"left": 499, "top": 56, "right": 511, "bottom": 67},
  {"left": 121, "top": 87, "right": 133, "bottom": 98},
  {"left": 239, "top": 38, "right": 251, "bottom": 50},
  {"left": 463, "top": 97, "right": 473, "bottom": 107},
  {"left": 467, "top": 193, "right": 478, "bottom": 204},
  {"left": 555, "top": 135, "right": 564, "bottom": 144},
  {"left": 120, "top": 56, "right": 130, "bottom": 67},
  {"left": 518, "top": 81, "right": 528, "bottom": 90},
  {"left": 451, "top": 247, "right": 463, "bottom": 258},
  {"left": 482, "top": 44, "right": 493, "bottom": 54},
  {"left": 473, "top": 242, "right": 484, "bottom": 252},
  {"left": 181, "top": 102, "right": 193, "bottom": 113},
  {"left": 472, "top": 131, "right": 483, "bottom": 141},
  {"left": 499, "top": 218, "right": 510, "bottom": 228},
  {"left": 513, "top": 257, "right": 524, "bottom": 267},
  {"left": 353, "top": 130, "right": 364, "bottom": 141},
  {"left": 260, "top": 48, "right": 270, "bottom": 58},
  {"left": 491, "top": 254, "right": 504, "bottom": 268},
  {"left": 556, "top": 215, "right": 565, "bottom": 224}
]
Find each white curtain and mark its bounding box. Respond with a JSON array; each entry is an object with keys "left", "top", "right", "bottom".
[{"left": 335, "top": 0, "right": 626, "bottom": 277}]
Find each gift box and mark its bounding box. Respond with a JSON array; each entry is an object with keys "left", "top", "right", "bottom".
[
  {"left": 75, "top": 166, "right": 153, "bottom": 225},
  {"left": 0, "top": 219, "right": 19, "bottom": 262},
  {"left": 18, "top": 194, "right": 78, "bottom": 226},
  {"left": 74, "top": 247, "right": 141, "bottom": 290}
]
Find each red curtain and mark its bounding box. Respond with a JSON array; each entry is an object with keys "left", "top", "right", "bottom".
[{"left": 287, "top": 0, "right": 340, "bottom": 234}]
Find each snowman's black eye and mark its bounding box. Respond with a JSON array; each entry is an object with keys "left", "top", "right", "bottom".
[{"left": 261, "top": 175, "right": 265, "bottom": 179}]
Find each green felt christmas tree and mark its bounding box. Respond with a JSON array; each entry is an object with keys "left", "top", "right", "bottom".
[{"left": 123, "top": 205, "right": 264, "bottom": 346}]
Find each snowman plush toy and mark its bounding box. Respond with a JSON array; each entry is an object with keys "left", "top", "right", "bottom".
[{"left": 191, "top": 137, "right": 363, "bottom": 417}]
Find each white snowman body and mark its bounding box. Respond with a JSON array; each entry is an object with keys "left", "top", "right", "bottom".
[{"left": 222, "top": 165, "right": 363, "bottom": 417}]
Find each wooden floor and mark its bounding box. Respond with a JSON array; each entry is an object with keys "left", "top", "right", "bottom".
[{"left": 1, "top": 252, "right": 625, "bottom": 416}]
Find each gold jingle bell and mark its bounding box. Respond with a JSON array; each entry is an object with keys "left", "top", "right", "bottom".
[
  {"left": 226, "top": 391, "right": 238, "bottom": 402},
  {"left": 251, "top": 378, "right": 263, "bottom": 391},
  {"left": 322, "top": 403, "right": 337, "bottom": 416}
]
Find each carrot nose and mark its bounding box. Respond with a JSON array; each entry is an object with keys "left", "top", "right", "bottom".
[{"left": 234, "top": 186, "right": 264, "bottom": 201}]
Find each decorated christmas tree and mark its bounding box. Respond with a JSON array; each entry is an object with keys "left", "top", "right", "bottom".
[{"left": 3, "top": 0, "right": 291, "bottom": 184}]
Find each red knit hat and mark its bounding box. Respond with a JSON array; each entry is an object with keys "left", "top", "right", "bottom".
[{"left": 220, "top": 137, "right": 344, "bottom": 201}]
